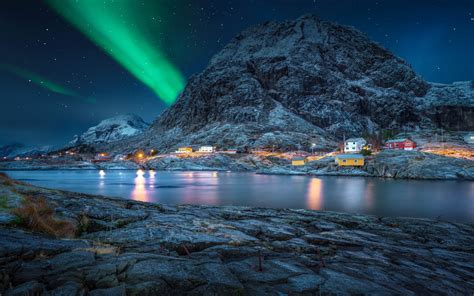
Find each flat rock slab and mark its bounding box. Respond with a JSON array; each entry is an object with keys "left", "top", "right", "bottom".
[{"left": 0, "top": 176, "right": 473, "bottom": 295}]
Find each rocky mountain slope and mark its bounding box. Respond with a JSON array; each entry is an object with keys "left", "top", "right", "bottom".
[
  {"left": 108, "top": 15, "right": 472, "bottom": 153},
  {"left": 418, "top": 81, "right": 474, "bottom": 130},
  {"left": 70, "top": 114, "right": 149, "bottom": 146},
  {"left": 128, "top": 16, "right": 474, "bottom": 151}
]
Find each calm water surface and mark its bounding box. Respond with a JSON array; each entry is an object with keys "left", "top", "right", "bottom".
[{"left": 5, "top": 170, "right": 474, "bottom": 222}]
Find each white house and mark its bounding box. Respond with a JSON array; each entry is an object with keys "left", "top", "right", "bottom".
[
  {"left": 464, "top": 132, "right": 474, "bottom": 145},
  {"left": 344, "top": 137, "right": 367, "bottom": 153},
  {"left": 174, "top": 147, "right": 193, "bottom": 154},
  {"left": 219, "top": 148, "right": 239, "bottom": 154},
  {"left": 198, "top": 146, "right": 215, "bottom": 153}
]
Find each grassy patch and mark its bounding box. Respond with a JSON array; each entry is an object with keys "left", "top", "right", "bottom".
[
  {"left": 0, "top": 172, "right": 14, "bottom": 186},
  {"left": 76, "top": 214, "right": 91, "bottom": 235},
  {"left": 0, "top": 195, "right": 8, "bottom": 210},
  {"left": 11, "top": 196, "right": 76, "bottom": 238},
  {"left": 414, "top": 156, "right": 425, "bottom": 161},
  {"left": 1, "top": 178, "right": 14, "bottom": 187}
]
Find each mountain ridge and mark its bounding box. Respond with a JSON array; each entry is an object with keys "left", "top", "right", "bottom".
[{"left": 106, "top": 15, "right": 473, "bottom": 152}]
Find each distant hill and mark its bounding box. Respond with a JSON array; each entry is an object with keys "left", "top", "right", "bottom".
[
  {"left": 69, "top": 114, "right": 149, "bottom": 146},
  {"left": 0, "top": 143, "right": 54, "bottom": 158}
]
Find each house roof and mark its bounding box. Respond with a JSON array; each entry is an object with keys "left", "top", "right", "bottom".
[
  {"left": 345, "top": 137, "right": 366, "bottom": 143},
  {"left": 385, "top": 138, "right": 414, "bottom": 143},
  {"left": 292, "top": 157, "right": 306, "bottom": 161},
  {"left": 336, "top": 154, "right": 364, "bottom": 159}
]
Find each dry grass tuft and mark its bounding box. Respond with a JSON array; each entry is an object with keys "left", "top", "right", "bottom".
[
  {"left": 11, "top": 196, "right": 76, "bottom": 238},
  {"left": 77, "top": 213, "right": 91, "bottom": 234},
  {"left": 1, "top": 176, "right": 14, "bottom": 186},
  {"left": 83, "top": 245, "right": 118, "bottom": 255}
]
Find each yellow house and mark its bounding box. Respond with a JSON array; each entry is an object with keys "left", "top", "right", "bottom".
[
  {"left": 292, "top": 157, "right": 307, "bottom": 166},
  {"left": 177, "top": 147, "right": 193, "bottom": 153},
  {"left": 336, "top": 154, "right": 364, "bottom": 166}
]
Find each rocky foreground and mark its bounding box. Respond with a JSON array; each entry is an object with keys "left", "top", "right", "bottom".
[{"left": 0, "top": 175, "right": 473, "bottom": 295}]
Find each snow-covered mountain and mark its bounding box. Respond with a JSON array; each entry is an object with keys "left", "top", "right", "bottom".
[{"left": 70, "top": 114, "right": 149, "bottom": 146}]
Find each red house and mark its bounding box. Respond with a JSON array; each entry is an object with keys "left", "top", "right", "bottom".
[
  {"left": 91, "top": 153, "right": 112, "bottom": 163},
  {"left": 385, "top": 138, "right": 417, "bottom": 150}
]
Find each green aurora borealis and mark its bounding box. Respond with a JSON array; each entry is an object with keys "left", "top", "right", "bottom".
[
  {"left": 0, "top": 64, "right": 95, "bottom": 103},
  {"left": 47, "top": 0, "right": 185, "bottom": 105}
]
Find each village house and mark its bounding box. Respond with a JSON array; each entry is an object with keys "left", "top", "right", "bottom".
[
  {"left": 220, "top": 148, "right": 239, "bottom": 154},
  {"left": 91, "top": 152, "right": 111, "bottom": 163},
  {"left": 344, "top": 138, "right": 367, "bottom": 153},
  {"left": 335, "top": 154, "right": 365, "bottom": 166},
  {"left": 198, "top": 146, "right": 215, "bottom": 153},
  {"left": 292, "top": 157, "right": 307, "bottom": 166},
  {"left": 464, "top": 132, "right": 474, "bottom": 144},
  {"left": 385, "top": 138, "right": 417, "bottom": 150},
  {"left": 175, "top": 147, "right": 193, "bottom": 154}
]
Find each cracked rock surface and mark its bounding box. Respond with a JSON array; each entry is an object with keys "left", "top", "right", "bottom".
[{"left": 0, "top": 176, "right": 473, "bottom": 295}]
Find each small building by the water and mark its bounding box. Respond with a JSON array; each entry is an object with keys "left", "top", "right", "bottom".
[
  {"left": 198, "top": 146, "right": 215, "bottom": 153},
  {"left": 292, "top": 157, "right": 307, "bottom": 166},
  {"left": 344, "top": 138, "right": 367, "bottom": 153},
  {"left": 92, "top": 153, "right": 111, "bottom": 163},
  {"left": 385, "top": 138, "right": 416, "bottom": 150},
  {"left": 220, "top": 148, "right": 239, "bottom": 154},
  {"left": 176, "top": 147, "right": 193, "bottom": 154},
  {"left": 335, "top": 154, "right": 364, "bottom": 166}
]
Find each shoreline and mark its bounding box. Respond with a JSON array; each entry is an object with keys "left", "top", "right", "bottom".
[
  {"left": 2, "top": 166, "right": 473, "bottom": 182},
  {"left": 1, "top": 150, "right": 473, "bottom": 181}
]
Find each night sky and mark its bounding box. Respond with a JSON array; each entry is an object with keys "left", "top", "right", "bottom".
[{"left": 1, "top": 0, "right": 473, "bottom": 147}]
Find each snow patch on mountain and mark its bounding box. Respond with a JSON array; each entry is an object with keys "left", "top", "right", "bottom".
[{"left": 70, "top": 114, "right": 149, "bottom": 145}]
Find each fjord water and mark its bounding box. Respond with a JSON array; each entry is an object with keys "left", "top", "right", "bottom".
[{"left": 5, "top": 170, "right": 474, "bottom": 222}]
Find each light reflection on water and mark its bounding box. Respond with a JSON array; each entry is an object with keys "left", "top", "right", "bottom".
[
  {"left": 306, "top": 178, "right": 322, "bottom": 210},
  {"left": 364, "top": 180, "right": 375, "bottom": 211},
  {"left": 3, "top": 170, "right": 474, "bottom": 222},
  {"left": 132, "top": 171, "right": 148, "bottom": 202}
]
